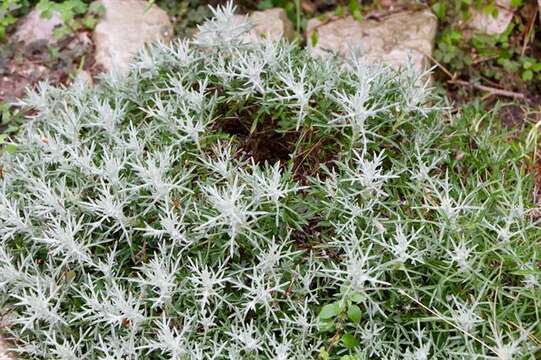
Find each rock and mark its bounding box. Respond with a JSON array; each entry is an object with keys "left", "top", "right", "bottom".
[
  {"left": 242, "top": 8, "right": 295, "bottom": 42},
  {"left": 306, "top": 9, "right": 438, "bottom": 73},
  {"left": 0, "top": 337, "right": 14, "bottom": 360},
  {"left": 196, "top": 8, "right": 294, "bottom": 45},
  {"left": 13, "top": 8, "right": 63, "bottom": 45},
  {"left": 94, "top": 0, "right": 173, "bottom": 74},
  {"left": 467, "top": 0, "right": 513, "bottom": 35}
]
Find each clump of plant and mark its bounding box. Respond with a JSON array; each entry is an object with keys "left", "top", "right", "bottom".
[
  {"left": 432, "top": 0, "right": 541, "bottom": 88},
  {"left": 1, "top": 3, "right": 540, "bottom": 358}
]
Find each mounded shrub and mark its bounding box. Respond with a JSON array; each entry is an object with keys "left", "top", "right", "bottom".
[{"left": 1, "top": 3, "right": 540, "bottom": 359}]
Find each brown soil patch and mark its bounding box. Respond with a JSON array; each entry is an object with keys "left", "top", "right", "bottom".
[
  {"left": 218, "top": 110, "right": 298, "bottom": 165},
  {"left": 0, "top": 30, "right": 99, "bottom": 105},
  {"left": 216, "top": 105, "right": 338, "bottom": 182}
]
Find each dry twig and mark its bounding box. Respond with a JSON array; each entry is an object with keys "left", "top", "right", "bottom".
[{"left": 449, "top": 79, "right": 525, "bottom": 99}]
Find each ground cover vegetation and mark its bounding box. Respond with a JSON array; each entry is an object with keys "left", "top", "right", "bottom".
[
  {"left": 1, "top": 0, "right": 540, "bottom": 137},
  {"left": 0, "top": 3, "right": 540, "bottom": 359}
]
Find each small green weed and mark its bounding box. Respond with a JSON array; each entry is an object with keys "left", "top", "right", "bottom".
[
  {"left": 0, "top": 0, "right": 32, "bottom": 40},
  {"left": 36, "top": 0, "right": 103, "bottom": 38},
  {"left": 155, "top": 0, "right": 212, "bottom": 38},
  {"left": 432, "top": 0, "right": 540, "bottom": 89}
]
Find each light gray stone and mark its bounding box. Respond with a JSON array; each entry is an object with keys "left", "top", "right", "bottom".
[
  {"left": 220, "top": 8, "right": 294, "bottom": 44},
  {"left": 306, "top": 9, "right": 438, "bottom": 73},
  {"left": 468, "top": 0, "right": 513, "bottom": 35},
  {"left": 197, "top": 8, "right": 294, "bottom": 45},
  {"left": 94, "top": 0, "right": 173, "bottom": 74},
  {"left": 242, "top": 8, "right": 295, "bottom": 42},
  {"left": 13, "top": 8, "right": 63, "bottom": 45}
]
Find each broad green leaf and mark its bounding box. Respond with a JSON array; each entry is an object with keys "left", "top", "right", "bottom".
[
  {"left": 319, "top": 302, "right": 340, "bottom": 320},
  {"left": 350, "top": 293, "right": 364, "bottom": 303},
  {"left": 257, "top": 0, "right": 274, "bottom": 10},
  {"left": 318, "top": 319, "right": 336, "bottom": 333},
  {"left": 5, "top": 144, "right": 17, "bottom": 154},
  {"left": 432, "top": 2, "right": 446, "bottom": 19},
  {"left": 522, "top": 70, "right": 533, "bottom": 81},
  {"left": 341, "top": 333, "right": 359, "bottom": 348},
  {"left": 347, "top": 304, "right": 362, "bottom": 323}
]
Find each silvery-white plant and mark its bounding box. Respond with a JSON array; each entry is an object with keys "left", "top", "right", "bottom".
[{"left": 0, "top": 2, "right": 540, "bottom": 359}]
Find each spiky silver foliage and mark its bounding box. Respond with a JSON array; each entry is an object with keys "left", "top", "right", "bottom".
[{"left": 1, "top": 3, "right": 540, "bottom": 359}]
